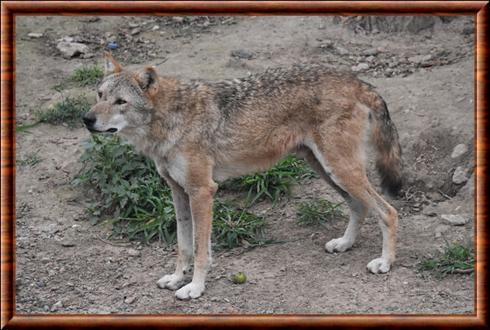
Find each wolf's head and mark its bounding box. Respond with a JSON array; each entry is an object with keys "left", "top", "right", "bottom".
[{"left": 83, "top": 52, "right": 158, "bottom": 134}]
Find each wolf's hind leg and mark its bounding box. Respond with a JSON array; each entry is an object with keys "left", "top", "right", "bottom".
[
  {"left": 157, "top": 179, "right": 193, "bottom": 291},
  {"left": 300, "top": 147, "right": 367, "bottom": 253}
]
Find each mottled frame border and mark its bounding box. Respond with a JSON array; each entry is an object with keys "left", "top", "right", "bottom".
[{"left": 1, "top": 1, "right": 488, "bottom": 329}]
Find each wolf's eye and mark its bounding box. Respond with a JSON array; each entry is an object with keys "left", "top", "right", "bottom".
[{"left": 115, "top": 99, "right": 127, "bottom": 105}]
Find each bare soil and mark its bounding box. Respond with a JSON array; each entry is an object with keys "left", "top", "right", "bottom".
[{"left": 15, "top": 16, "right": 475, "bottom": 314}]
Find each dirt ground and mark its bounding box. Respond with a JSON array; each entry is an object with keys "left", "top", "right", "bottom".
[{"left": 15, "top": 16, "right": 475, "bottom": 314}]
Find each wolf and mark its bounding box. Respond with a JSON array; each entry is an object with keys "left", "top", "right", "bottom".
[{"left": 83, "top": 52, "right": 403, "bottom": 300}]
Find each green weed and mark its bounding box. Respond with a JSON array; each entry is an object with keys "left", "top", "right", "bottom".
[
  {"left": 71, "top": 65, "right": 104, "bottom": 87},
  {"left": 16, "top": 152, "right": 41, "bottom": 167},
  {"left": 296, "top": 199, "right": 344, "bottom": 226},
  {"left": 222, "top": 156, "right": 316, "bottom": 205},
  {"left": 37, "top": 95, "right": 91, "bottom": 128},
  {"left": 75, "top": 135, "right": 270, "bottom": 248},
  {"left": 419, "top": 242, "right": 474, "bottom": 277}
]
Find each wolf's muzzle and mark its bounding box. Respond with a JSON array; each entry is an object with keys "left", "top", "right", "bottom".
[{"left": 83, "top": 113, "right": 96, "bottom": 129}]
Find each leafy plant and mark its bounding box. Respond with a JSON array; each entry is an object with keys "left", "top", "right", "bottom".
[
  {"left": 296, "top": 198, "right": 344, "bottom": 226},
  {"left": 419, "top": 242, "right": 474, "bottom": 277},
  {"left": 37, "top": 95, "right": 91, "bottom": 128},
  {"left": 222, "top": 156, "right": 316, "bottom": 205},
  {"left": 75, "top": 135, "right": 271, "bottom": 248},
  {"left": 71, "top": 65, "right": 104, "bottom": 87}
]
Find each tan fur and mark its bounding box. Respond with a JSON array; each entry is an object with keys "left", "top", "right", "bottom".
[{"left": 83, "top": 53, "right": 403, "bottom": 300}]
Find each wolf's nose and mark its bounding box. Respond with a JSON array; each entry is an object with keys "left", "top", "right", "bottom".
[{"left": 82, "top": 113, "right": 96, "bottom": 127}]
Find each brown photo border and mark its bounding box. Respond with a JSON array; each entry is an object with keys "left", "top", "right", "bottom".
[{"left": 1, "top": 1, "right": 488, "bottom": 329}]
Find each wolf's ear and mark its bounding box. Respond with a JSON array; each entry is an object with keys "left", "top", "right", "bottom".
[
  {"left": 103, "top": 51, "right": 122, "bottom": 75},
  {"left": 137, "top": 67, "right": 159, "bottom": 92}
]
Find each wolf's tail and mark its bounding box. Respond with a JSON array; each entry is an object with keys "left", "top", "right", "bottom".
[{"left": 368, "top": 95, "right": 403, "bottom": 197}]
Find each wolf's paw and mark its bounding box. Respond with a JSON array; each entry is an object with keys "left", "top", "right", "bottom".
[
  {"left": 325, "top": 237, "right": 353, "bottom": 253},
  {"left": 367, "top": 257, "right": 391, "bottom": 274},
  {"left": 175, "top": 282, "right": 205, "bottom": 300},
  {"left": 157, "top": 274, "right": 185, "bottom": 290}
]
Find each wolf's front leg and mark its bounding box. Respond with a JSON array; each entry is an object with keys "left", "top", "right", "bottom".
[
  {"left": 175, "top": 183, "right": 216, "bottom": 300},
  {"left": 157, "top": 178, "right": 193, "bottom": 290}
]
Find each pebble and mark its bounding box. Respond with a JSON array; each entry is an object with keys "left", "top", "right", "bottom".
[
  {"left": 452, "top": 166, "right": 468, "bottom": 184},
  {"left": 127, "top": 248, "right": 141, "bottom": 257},
  {"left": 61, "top": 240, "right": 76, "bottom": 247},
  {"left": 124, "top": 296, "right": 137, "bottom": 304},
  {"left": 335, "top": 46, "right": 349, "bottom": 55},
  {"left": 152, "top": 25, "right": 160, "bottom": 31},
  {"left": 172, "top": 17, "right": 184, "bottom": 23},
  {"left": 451, "top": 144, "right": 468, "bottom": 158},
  {"left": 128, "top": 22, "right": 140, "bottom": 28},
  {"left": 441, "top": 214, "right": 468, "bottom": 226},
  {"left": 362, "top": 48, "right": 379, "bottom": 56},
  {"left": 230, "top": 49, "right": 255, "bottom": 60},
  {"left": 351, "top": 63, "right": 369, "bottom": 72},
  {"left": 56, "top": 39, "right": 89, "bottom": 59},
  {"left": 28, "top": 32, "right": 43, "bottom": 38},
  {"left": 51, "top": 301, "right": 63, "bottom": 312},
  {"left": 408, "top": 54, "right": 432, "bottom": 65},
  {"left": 130, "top": 28, "right": 141, "bottom": 35}
]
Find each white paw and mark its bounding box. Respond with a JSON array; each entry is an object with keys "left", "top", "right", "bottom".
[
  {"left": 175, "top": 282, "right": 205, "bottom": 300},
  {"left": 157, "top": 274, "right": 185, "bottom": 290},
  {"left": 325, "top": 237, "right": 353, "bottom": 253},
  {"left": 367, "top": 257, "right": 391, "bottom": 274}
]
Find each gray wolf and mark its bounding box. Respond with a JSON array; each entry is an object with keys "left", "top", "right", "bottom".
[{"left": 83, "top": 52, "right": 402, "bottom": 300}]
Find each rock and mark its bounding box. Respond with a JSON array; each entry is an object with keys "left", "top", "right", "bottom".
[
  {"left": 51, "top": 301, "right": 63, "bottom": 312},
  {"left": 127, "top": 248, "right": 141, "bottom": 257},
  {"left": 441, "top": 214, "right": 468, "bottom": 226},
  {"left": 335, "top": 46, "right": 349, "bottom": 55},
  {"left": 362, "top": 48, "right": 379, "bottom": 56},
  {"left": 435, "top": 224, "right": 450, "bottom": 238},
  {"left": 408, "top": 54, "right": 432, "bottom": 65},
  {"left": 81, "top": 53, "right": 95, "bottom": 59},
  {"left": 130, "top": 28, "right": 141, "bottom": 35},
  {"left": 28, "top": 32, "right": 43, "bottom": 38},
  {"left": 351, "top": 63, "right": 369, "bottom": 72},
  {"left": 451, "top": 144, "right": 468, "bottom": 158},
  {"left": 152, "top": 25, "right": 160, "bottom": 31},
  {"left": 124, "top": 296, "right": 137, "bottom": 304},
  {"left": 366, "top": 55, "right": 375, "bottom": 62},
  {"left": 61, "top": 240, "right": 76, "bottom": 247},
  {"left": 172, "top": 17, "right": 184, "bottom": 23},
  {"left": 128, "top": 22, "right": 140, "bottom": 28},
  {"left": 230, "top": 49, "right": 255, "bottom": 60},
  {"left": 56, "top": 40, "right": 89, "bottom": 59},
  {"left": 452, "top": 166, "right": 468, "bottom": 184}
]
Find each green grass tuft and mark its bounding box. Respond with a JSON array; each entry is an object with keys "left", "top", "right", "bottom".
[
  {"left": 296, "top": 198, "right": 343, "bottom": 226},
  {"left": 37, "top": 96, "right": 91, "bottom": 128},
  {"left": 222, "top": 156, "right": 317, "bottom": 205},
  {"left": 16, "top": 152, "right": 42, "bottom": 167},
  {"left": 75, "top": 135, "right": 270, "bottom": 248},
  {"left": 419, "top": 242, "right": 474, "bottom": 277},
  {"left": 71, "top": 65, "right": 104, "bottom": 87}
]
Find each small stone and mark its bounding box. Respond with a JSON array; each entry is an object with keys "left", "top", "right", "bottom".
[
  {"left": 451, "top": 144, "right": 468, "bottom": 159},
  {"left": 362, "top": 48, "right": 379, "bottom": 56},
  {"left": 172, "top": 17, "right": 184, "bottom": 23},
  {"left": 51, "top": 301, "right": 63, "bottom": 312},
  {"left": 152, "top": 25, "right": 160, "bottom": 31},
  {"left": 366, "top": 55, "right": 375, "bottom": 62},
  {"left": 28, "top": 32, "right": 43, "bottom": 38},
  {"left": 61, "top": 240, "right": 76, "bottom": 247},
  {"left": 335, "top": 46, "right": 349, "bottom": 55},
  {"left": 127, "top": 248, "right": 141, "bottom": 257},
  {"left": 210, "top": 296, "right": 219, "bottom": 302},
  {"left": 441, "top": 214, "right": 468, "bottom": 226},
  {"left": 128, "top": 22, "right": 140, "bottom": 28},
  {"left": 435, "top": 224, "right": 450, "bottom": 238},
  {"left": 130, "top": 28, "right": 141, "bottom": 35},
  {"left": 351, "top": 63, "right": 369, "bottom": 72},
  {"left": 81, "top": 52, "right": 95, "bottom": 59},
  {"left": 452, "top": 166, "right": 468, "bottom": 184},
  {"left": 56, "top": 40, "right": 89, "bottom": 59},
  {"left": 124, "top": 296, "right": 136, "bottom": 304},
  {"left": 230, "top": 49, "right": 255, "bottom": 60},
  {"left": 408, "top": 54, "right": 432, "bottom": 65}
]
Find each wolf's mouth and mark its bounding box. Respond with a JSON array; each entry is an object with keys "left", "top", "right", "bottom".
[{"left": 88, "top": 127, "right": 118, "bottom": 133}]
